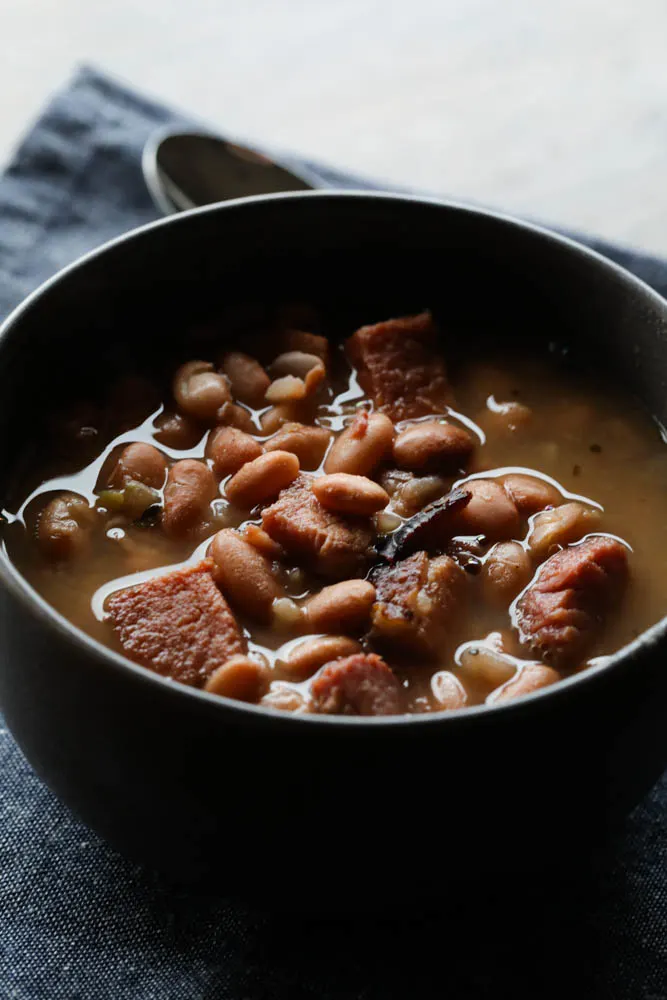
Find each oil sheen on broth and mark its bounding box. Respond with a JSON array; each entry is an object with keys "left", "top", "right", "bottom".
[{"left": 2, "top": 310, "right": 665, "bottom": 716}]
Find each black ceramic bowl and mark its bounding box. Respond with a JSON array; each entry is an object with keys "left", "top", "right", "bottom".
[{"left": 1, "top": 193, "right": 666, "bottom": 906}]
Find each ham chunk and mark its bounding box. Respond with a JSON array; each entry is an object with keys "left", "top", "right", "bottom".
[
  {"left": 311, "top": 653, "right": 402, "bottom": 716},
  {"left": 371, "top": 551, "right": 466, "bottom": 657},
  {"left": 106, "top": 559, "right": 245, "bottom": 686},
  {"left": 515, "top": 535, "right": 629, "bottom": 668},
  {"left": 261, "top": 475, "right": 373, "bottom": 578},
  {"left": 346, "top": 311, "right": 452, "bottom": 421}
]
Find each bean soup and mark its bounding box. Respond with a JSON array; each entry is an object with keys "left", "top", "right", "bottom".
[{"left": 4, "top": 309, "right": 667, "bottom": 716}]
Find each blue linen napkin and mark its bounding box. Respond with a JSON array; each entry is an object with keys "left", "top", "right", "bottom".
[{"left": 0, "top": 66, "right": 665, "bottom": 1000}]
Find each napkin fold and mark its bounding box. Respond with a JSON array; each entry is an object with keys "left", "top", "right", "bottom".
[{"left": 0, "top": 66, "right": 665, "bottom": 1000}]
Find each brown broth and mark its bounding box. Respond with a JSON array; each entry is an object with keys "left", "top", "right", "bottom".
[{"left": 3, "top": 341, "right": 667, "bottom": 715}]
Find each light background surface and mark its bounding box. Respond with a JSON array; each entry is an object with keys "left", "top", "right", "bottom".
[{"left": 1, "top": 0, "right": 666, "bottom": 252}]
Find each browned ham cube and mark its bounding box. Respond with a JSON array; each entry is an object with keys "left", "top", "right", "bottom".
[
  {"left": 346, "top": 311, "right": 452, "bottom": 421},
  {"left": 261, "top": 476, "right": 373, "bottom": 579},
  {"left": 107, "top": 559, "right": 245, "bottom": 686},
  {"left": 516, "top": 535, "right": 629, "bottom": 668},
  {"left": 371, "top": 551, "right": 466, "bottom": 657}
]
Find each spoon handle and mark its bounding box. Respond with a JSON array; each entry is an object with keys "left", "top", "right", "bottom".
[{"left": 143, "top": 129, "right": 323, "bottom": 215}]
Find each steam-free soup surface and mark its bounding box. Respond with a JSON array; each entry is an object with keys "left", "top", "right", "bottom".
[{"left": 3, "top": 309, "right": 666, "bottom": 716}]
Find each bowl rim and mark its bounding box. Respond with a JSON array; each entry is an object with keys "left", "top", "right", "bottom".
[{"left": 1, "top": 188, "right": 666, "bottom": 728}]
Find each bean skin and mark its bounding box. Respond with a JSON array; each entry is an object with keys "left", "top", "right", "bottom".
[
  {"left": 312, "top": 474, "right": 389, "bottom": 516},
  {"left": 108, "top": 443, "right": 167, "bottom": 490},
  {"left": 282, "top": 635, "right": 362, "bottom": 680},
  {"left": 162, "top": 459, "right": 217, "bottom": 537},
  {"left": 268, "top": 351, "right": 326, "bottom": 396},
  {"left": 455, "top": 478, "right": 521, "bottom": 541},
  {"left": 206, "top": 426, "right": 263, "bottom": 478},
  {"left": 173, "top": 360, "right": 231, "bottom": 423},
  {"left": 502, "top": 474, "right": 561, "bottom": 515},
  {"left": 393, "top": 421, "right": 474, "bottom": 473},
  {"left": 265, "top": 375, "right": 307, "bottom": 404},
  {"left": 324, "top": 411, "right": 394, "bottom": 476},
  {"left": 225, "top": 450, "right": 300, "bottom": 508},
  {"left": 457, "top": 643, "right": 518, "bottom": 686},
  {"left": 303, "top": 579, "right": 376, "bottom": 634},
  {"left": 431, "top": 670, "right": 468, "bottom": 709},
  {"left": 153, "top": 411, "right": 203, "bottom": 449},
  {"left": 37, "top": 493, "right": 94, "bottom": 561},
  {"left": 271, "top": 597, "right": 304, "bottom": 631},
  {"left": 481, "top": 541, "right": 533, "bottom": 605},
  {"left": 260, "top": 683, "right": 308, "bottom": 712},
  {"left": 260, "top": 401, "right": 316, "bottom": 435},
  {"left": 220, "top": 351, "right": 270, "bottom": 407},
  {"left": 482, "top": 400, "right": 532, "bottom": 434},
  {"left": 204, "top": 656, "right": 270, "bottom": 701},
  {"left": 492, "top": 664, "right": 560, "bottom": 703},
  {"left": 527, "top": 502, "right": 601, "bottom": 558},
  {"left": 216, "top": 401, "right": 257, "bottom": 434},
  {"left": 242, "top": 523, "right": 284, "bottom": 560},
  {"left": 209, "top": 528, "right": 284, "bottom": 623},
  {"left": 264, "top": 422, "right": 331, "bottom": 470}
]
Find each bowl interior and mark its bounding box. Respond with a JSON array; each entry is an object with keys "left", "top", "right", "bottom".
[{"left": 1, "top": 192, "right": 667, "bottom": 709}]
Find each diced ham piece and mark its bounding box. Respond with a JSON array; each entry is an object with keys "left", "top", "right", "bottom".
[
  {"left": 515, "top": 535, "right": 629, "bottom": 668},
  {"left": 311, "top": 653, "right": 402, "bottom": 716},
  {"left": 346, "top": 311, "right": 452, "bottom": 421},
  {"left": 261, "top": 475, "right": 373, "bottom": 579},
  {"left": 371, "top": 550, "right": 466, "bottom": 657},
  {"left": 106, "top": 559, "right": 245, "bottom": 686}
]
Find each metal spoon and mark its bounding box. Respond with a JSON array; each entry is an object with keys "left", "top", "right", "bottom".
[{"left": 142, "top": 128, "right": 322, "bottom": 215}]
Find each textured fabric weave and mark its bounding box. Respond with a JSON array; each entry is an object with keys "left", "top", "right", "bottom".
[{"left": 0, "top": 67, "right": 665, "bottom": 999}]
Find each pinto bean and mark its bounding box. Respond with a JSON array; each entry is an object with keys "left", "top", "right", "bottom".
[
  {"left": 393, "top": 421, "right": 475, "bottom": 472},
  {"left": 204, "top": 655, "right": 270, "bottom": 701},
  {"left": 312, "top": 474, "right": 389, "bottom": 516},
  {"left": 482, "top": 400, "right": 532, "bottom": 434},
  {"left": 37, "top": 493, "right": 94, "bottom": 561},
  {"left": 162, "top": 459, "right": 217, "bottom": 537},
  {"left": 264, "top": 422, "right": 331, "bottom": 470},
  {"left": 173, "top": 360, "right": 231, "bottom": 423},
  {"left": 209, "top": 528, "right": 284, "bottom": 623},
  {"left": 260, "top": 683, "right": 308, "bottom": 713},
  {"left": 219, "top": 351, "right": 270, "bottom": 407},
  {"left": 386, "top": 472, "right": 449, "bottom": 516},
  {"left": 268, "top": 351, "right": 326, "bottom": 396},
  {"left": 492, "top": 664, "right": 560, "bottom": 703},
  {"left": 376, "top": 511, "right": 402, "bottom": 534},
  {"left": 457, "top": 643, "right": 518, "bottom": 686},
  {"left": 265, "top": 375, "right": 307, "bottom": 404},
  {"left": 502, "top": 474, "right": 561, "bottom": 515},
  {"left": 242, "top": 523, "right": 284, "bottom": 560},
  {"left": 107, "top": 443, "right": 167, "bottom": 490},
  {"left": 324, "top": 411, "right": 394, "bottom": 476},
  {"left": 454, "top": 478, "right": 521, "bottom": 541},
  {"left": 153, "top": 411, "right": 203, "bottom": 449},
  {"left": 206, "top": 426, "right": 263, "bottom": 478},
  {"left": 481, "top": 541, "right": 533, "bottom": 604},
  {"left": 282, "top": 636, "right": 362, "bottom": 680},
  {"left": 303, "top": 579, "right": 376, "bottom": 634},
  {"left": 431, "top": 671, "right": 468, "bottom": 710},
  {"left": 527, "top": 502, "right": 601, "bottom": 558},
  {"left": 271, "top": 597, "right": 304, "bottom": 631},
  {"left": 225, "top": 450, "right": 300, "bottom": 508},
  {"left": 216, "top": 401, "right": 257, "bottom": 434},
  {"left": 260, "top": 401, "right": 316, "bottom": 434}
]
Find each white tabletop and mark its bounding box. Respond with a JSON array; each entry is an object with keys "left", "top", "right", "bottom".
[{"left": 2, "top": 0, "right": 666, "bottom": 254}]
